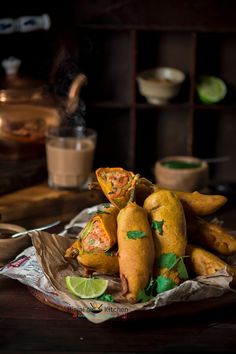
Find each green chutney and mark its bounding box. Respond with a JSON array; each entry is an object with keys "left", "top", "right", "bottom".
[{"left": 161, "top": 160, "right": 202, "bottom": 169}]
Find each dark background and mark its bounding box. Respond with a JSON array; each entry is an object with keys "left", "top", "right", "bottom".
[{"left": 0, "top": 0, "right": 236, "bottom": 183}]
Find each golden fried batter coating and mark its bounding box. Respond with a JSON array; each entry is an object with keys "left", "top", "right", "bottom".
[
  {"left": 187, "top": 217, "right": 236, "bottom": 256},
  {"left": 117, "top": 201, "right": 155, "bottom": 303},
  {"left": 144, "top": 189, "right": 187, "bottom": 284},
  {"left": 186, "top": 244, "right": 236, "bottom": 285}
]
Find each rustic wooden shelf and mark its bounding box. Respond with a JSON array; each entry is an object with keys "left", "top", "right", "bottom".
[
  {"left": 77, "top": 22, "right": 236, "bottom": 180},
  {"left": 136, "top": 103, "right": 191, "bottom": 110},
  {"left": 87, "top": 101, "right": 131, "bottom": 109},
  {"left": 194, "top": 104, "right": 236, "bottom": 111},
  {"left": 0, "top": 1, "right": 235, "bottom": 182}
]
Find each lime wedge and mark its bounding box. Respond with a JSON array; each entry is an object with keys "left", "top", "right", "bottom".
[
  {"left": 66, "top": 276, "right": 108, "bottom": 299},
  {"left": 197, "top": 76, "right": 227, "bottom": 104}
]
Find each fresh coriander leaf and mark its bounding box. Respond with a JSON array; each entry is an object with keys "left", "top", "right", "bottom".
[
  {"left": 176, "top": 258, "right": 189, "bottom": 280},
  {"left": 156, "top": 253, "right": 178, "bottom": 270},
  {"left": 137, "top": 289, "right": 153, "bottom": 303},
  {"left": 156, "top": 275, "right": 177, "bottom": 293},
  {"left": 152, "top": 220, "right": 164, "bottom": 235},
  {"left": 127, "top": 230, "right": 146, "bottom": 239},
  {"left": 146, "top": 278, "right": 155, "bottom": 293},
  {"left": 145, "top": 277, "right": 157, "bottom": 297},
  {"left": 137, "top": 278, "right": 157, "bottom": 302},
  {"left": 98, "top": 294, "right": 114, "bottom": 302}
]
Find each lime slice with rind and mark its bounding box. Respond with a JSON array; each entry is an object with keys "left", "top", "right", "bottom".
[
  {"left": 197, "top": 76, "right": 227, "bottom": 104},
  {"left": 66, "top": 276, "right": 108, "bottom": 299}
]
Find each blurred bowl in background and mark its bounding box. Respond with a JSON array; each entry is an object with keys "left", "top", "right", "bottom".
[
  {"left": 155, "top": 156, "right": 209, "bottom": 192},
  {"left": 0, "top": 223, "right": 31, "bottom": 266},
  {"left": 137, "top": 67, "right": 185, "bottom": 105}
]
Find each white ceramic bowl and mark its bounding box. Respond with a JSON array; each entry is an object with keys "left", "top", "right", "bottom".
[{"left": 137, "top": 67, "right": 186, "bottom": 105}]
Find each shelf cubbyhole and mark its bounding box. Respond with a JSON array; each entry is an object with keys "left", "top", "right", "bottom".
[
  {"left": 77, "top": 29, "right": 133, "bottom": 105},
  {"left": 136, "top": 31, "right": 192, "bottom": 104},
  {"left": 195, "top": 33, "right": 236, "bottom": 105},
  {"left": 135, "top": 108, "right": 190, "bottom": 179},
  {"left": 86, "top": 107, "right": 133, "bottom": 169}
]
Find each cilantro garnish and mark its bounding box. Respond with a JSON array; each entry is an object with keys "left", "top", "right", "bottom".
[
  {"left": 156, "top": 275, "right": 177, "bottom": 293},
  {"left": 176, "top": 257, "right": 189, "bottom": 280},
  {"left": 152, "top": 220, "right": 164, "bottom": 235},
  {"left": 145, "top": 277, "right": 157, "bottom": 298},
  {"left": 127, "top": 231, "right": 147, "bottom": 239},
  {"left": 137, "top": 260, "right": 188, "bottom": 301},
  {"left": 136, "top": 252, "right": 189, "bottom": 301},
  {"left": 156, "top": 253, "right": 189, "bottom": 280},
  {"left": 137, "top": 289, "right": 153, "bottom": 303},
  {"left": 137, "top": 278, "right": 156, "bottom": 303},
  {"left": 156, "top": 253, "right": 178, "bottom": 269},
  {"left": 98, "top": 294, "right": 114, "bottom": 302}
]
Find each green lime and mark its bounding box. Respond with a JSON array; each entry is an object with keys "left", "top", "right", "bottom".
[
  {"left": 197, "top": 76, "right": 227, "bottom": 104},
  {"left": 66, "top": 276, "right": 108, "bottom": 299}
]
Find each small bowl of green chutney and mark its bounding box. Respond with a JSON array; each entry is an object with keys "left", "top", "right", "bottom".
[{"left": 155, "top": 156, "right": 209, "bottom": 192}]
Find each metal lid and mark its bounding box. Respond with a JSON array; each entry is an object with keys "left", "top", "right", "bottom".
[{"left": 0, "top": 57, "right": 44, "bottom": 102}]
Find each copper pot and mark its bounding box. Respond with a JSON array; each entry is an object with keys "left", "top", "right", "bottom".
[
  {"left": 0, "top": 57, "right": 45, "bottom": 103},
  {"left": 0, "top": 69, "right": 87, "bottom": 160}
]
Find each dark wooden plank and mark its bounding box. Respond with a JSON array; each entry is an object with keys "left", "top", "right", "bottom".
[
  {"left": 0, "top": 159, "right": 46, "bottom": 196},
  {"left": 1, "top": 277, "right": 236, "bottom": 353},
  {"left": 73, "top": 0, "right": 236, "bottom": 32},
  {"left": 0, "top": 183, "right": 105, "bottom": 228}
]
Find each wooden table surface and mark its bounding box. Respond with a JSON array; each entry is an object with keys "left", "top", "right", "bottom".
[
  {"left": 1, "top": 276, "right": 236, "bottom": 353},
  {"left": 1, "top": 199, "right": 236, "bottom": 353}
]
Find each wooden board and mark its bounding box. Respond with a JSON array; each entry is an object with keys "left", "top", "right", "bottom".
[
  {"left": 0, "top": 158, "right": 47, "bottom": 196},
  {"left": 0, "top": 182, "right": 105, "bottom": 228}
]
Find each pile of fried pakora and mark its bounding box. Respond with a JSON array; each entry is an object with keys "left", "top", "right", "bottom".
[{"left": 65, "top": 167, "right": 236, "bottom": 304}]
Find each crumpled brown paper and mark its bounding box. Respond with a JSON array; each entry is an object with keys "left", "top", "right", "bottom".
[{"left": 30, "top": 230, "right": 235, "bottom": 324}]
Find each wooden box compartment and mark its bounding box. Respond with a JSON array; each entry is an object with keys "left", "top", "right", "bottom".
[
  {"left": 195, "top": 33, "right": 236, "bottom": 104},
  {"left": 193, "top": 110, "right": 236, "bottom": 182},
  {"left": 135, "top": 108, "right": 190, "bottom": 179},
  {"left": 77, "top": 29, "right": 133, "bottom": 104},
  {"left": 86, "top": 107, "right": 132, "bottom": 169},
  {"left": 136, "top": 31, "right": 192, "bottom": 104}
]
